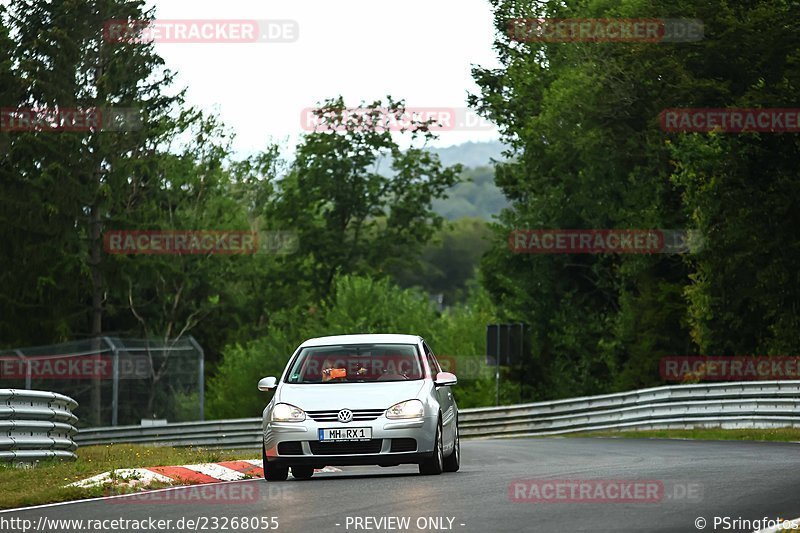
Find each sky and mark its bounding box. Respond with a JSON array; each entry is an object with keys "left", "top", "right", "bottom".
[{"left": 146, "top": 0, "right": 503, "bottom": 157}]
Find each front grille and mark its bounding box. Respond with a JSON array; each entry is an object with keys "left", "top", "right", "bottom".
[
  {"left": 277, "top": 441, "right": 303, "bottom": 455},
  {"left": 307, "top": 409, "right": 385, "bottom": 422},
  {"left": 390, "top": 438, "right": 417, "bottom": 452},
  {"left": 309, "top": 439, "right": 383, "bottom": 455}
]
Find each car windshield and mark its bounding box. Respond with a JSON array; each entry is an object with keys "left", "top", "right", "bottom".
[{"left": 285, "top": 344, "right": 424, "bottom": 383}]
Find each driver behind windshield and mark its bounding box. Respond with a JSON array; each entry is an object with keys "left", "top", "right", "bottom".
[
  {"left": 321, "top": 357, "right": 367, "bottom": 381},
  {"left": 321, "top": 358, "right": 343, "bottom": 382},
  {"left": 289, "top": 345, "right": 424, "bottom": 383}
]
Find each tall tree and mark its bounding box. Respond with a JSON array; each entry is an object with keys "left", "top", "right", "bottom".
[
  {"left": 470, "top": 0, "right": 768, "bottom": 398},
  {"left": 667, "top": 0, "right": 800, "bottom": 355},
  {"left": 1, "top": 0, "right": 243, "bottom": 423},
  {"left": 263, "top": 96, "right": 462, "bottom": 303}
]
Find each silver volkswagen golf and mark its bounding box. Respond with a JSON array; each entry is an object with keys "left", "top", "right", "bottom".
[{"left": 257, "top": 333, "right": 460, "bottom": 481}]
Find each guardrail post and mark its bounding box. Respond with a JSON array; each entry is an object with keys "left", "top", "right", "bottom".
[
  {"left": 188, "top": 336, "right": 205, "bottom": 421},
  {"left": 104, "top": 337, "right": 119, "bottom": 427},
  {"left": 14, "top": 350, "right": 31, "bottom": 390},
  {"left": 495, "top": 329, "right": 501, "bottom": 406}
]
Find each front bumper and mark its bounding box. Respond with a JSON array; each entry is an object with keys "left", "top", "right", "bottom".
[{"left": 263, "top": 415, "right": 438, "bottom": 466}]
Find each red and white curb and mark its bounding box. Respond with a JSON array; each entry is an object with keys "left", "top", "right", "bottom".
[{"left": 69, "top": 460, "right": 341, "bottom": 488}]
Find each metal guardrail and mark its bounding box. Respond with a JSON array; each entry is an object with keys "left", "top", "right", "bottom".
[
  {"left": 74, "top": 380, "right": 800, "bottom": 449},
  {"left": 0, "top": 389, "right": 79, "bottom": 461},
  {"left": 457, "top": 380, "right": 800, "bottom": 437}
]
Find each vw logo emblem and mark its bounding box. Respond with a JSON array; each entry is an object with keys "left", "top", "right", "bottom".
[{"left": 337, "top": 409, "right": 353, "bottom": 423}]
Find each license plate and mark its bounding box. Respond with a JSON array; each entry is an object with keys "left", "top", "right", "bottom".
[{"left": 319, "top": 427, "right": 372, "bottom": 441}]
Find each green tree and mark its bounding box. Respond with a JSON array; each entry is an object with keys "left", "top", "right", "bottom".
[
  {"left": 0, "top": 0, "right": 269, "bottom": 422},
  {"left": 207, "top": 275, "right": 499, "bottom": 419},
  {"left": 473, "top": 0, "right": 800, "bottom": 397},
  {"left": 1, "top": 0, "right": 186, "bottom": 345},
  {"left": 391, "top": 217, "right": 493, "bottom": 305},
  {"left": 663, "top": 1, "right": 800, "bottom": 357},
  {"left": 470, "top": 0, "right": 733, "bottom": 398},
  {"left": 432, "top": 166, "right": 509, "bottom": 220},
  {"left": 263, "top": 97, "right": 462, "bottom": 303}
]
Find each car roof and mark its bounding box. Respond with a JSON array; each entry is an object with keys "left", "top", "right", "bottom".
[{"left": 299, "top": 334, "right": 423, "bottom": 348}]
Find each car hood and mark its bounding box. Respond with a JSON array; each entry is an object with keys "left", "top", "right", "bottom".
[{"left": 275, "top": 380, "right": 426, "bottom": 411}]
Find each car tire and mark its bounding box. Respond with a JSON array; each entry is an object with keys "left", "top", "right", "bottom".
[
  {"left": 419, "top": 419, "right": 444, "bottom": 475},
  {"left": 443, "top": 419, "right": 460, "bottom": 472},
  {"left": 263, "top": 444, "right": 289, "bottom": 481},
  {"left": 291, "top": 466, "right": 314, "bottom": 480}
]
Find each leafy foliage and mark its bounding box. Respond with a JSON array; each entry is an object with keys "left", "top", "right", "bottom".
[
  {"left": 470, "top": 0, "right": 800, "bottom": 398},
  {"left": 390, "top": 217, "right": 493, "bottom": 306},
  {"left": 432, "top": 166, "right": 509, "bottom": 220},
  {"left": 263, "top": 96, "right": 462, "bottom": 302},
  {"left": 5, "top": 0, "right": 799, "bottom": 421},
  {"left": 207, "top": 275, "right": 498, "bottom": 419}
]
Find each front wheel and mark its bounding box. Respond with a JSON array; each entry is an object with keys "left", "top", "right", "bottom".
[
  {"left": 443, "top": 420, "right": 460, "bottom": 472},
  {"left": 419, "top": 420, "right": 444, "bottom": 475},
  {"left": 263, "top": 444, "right": 289, "bottom": 481}
]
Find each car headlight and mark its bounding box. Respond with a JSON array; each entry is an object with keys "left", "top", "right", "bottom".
[
  {"left": 386, "top": 399, "right": 424, "bottom": 419},
  {"left": 271, "top": 403, "right": 306, "bottom": 422}
]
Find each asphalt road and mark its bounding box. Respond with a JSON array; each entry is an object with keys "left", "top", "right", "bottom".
[{"left": 4, "top": 437, "right": 800, "bottom": 533}]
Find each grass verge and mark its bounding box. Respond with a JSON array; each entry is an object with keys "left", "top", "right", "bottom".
[
  {"left": 0, "top": 444, "right": 259, "bottom": 511},
  {"left": 566, "top": 428, "right": 800, "bottom": 442}
]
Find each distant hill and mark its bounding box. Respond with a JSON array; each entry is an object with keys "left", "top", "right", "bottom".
[
  {"left": 429, "top": 141, "right": 510, "bottom": 220},
  {"left": 432, "top": 165, "right": 509, "bottom": 220},
  {"left": 375, "top": 140, "right": 511, "bottom": 220},
  {"left": 426, "top": 140, "right": 509, "bottom": 169}
]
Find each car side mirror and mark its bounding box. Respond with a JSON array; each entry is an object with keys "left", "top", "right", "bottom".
[
  {"left": 434, "top": 371, "right": 457, "bottom": 387},
  {"left": 258, "top": 376, "right": 278, "bottom": 391}
]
